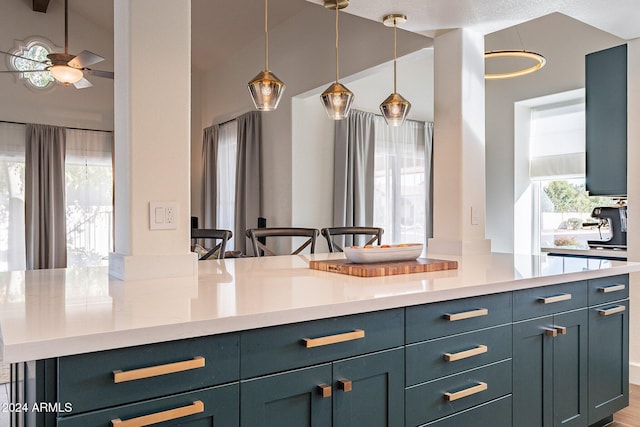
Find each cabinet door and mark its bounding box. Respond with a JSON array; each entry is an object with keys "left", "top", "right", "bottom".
[
  {"left": 332, "top": 348, "right": 404, "bottom": 427},
  {"left": 240, "top": 364, "right": 332, "bottom": 427},
  {"left": 588, "top": 300, "right": 629, "bottom": 424},
  {"left": 513, "top": 316, "right": 553, "bottom": 427},
  {"left": 585, "top": 43, "right": 627, "bottom": 196},
  {"left": 552, "top": 309, "right": 587, "bottom": 427}
]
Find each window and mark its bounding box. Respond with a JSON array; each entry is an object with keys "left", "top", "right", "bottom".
[
  {"left": 215, "top": 120, "right": 237, "bottom": 250},
  {"left": 9, "top": 38, "right": 55, "bottom": 90},
  {"left": 0, "top": 123, "right": 113, "bottom": 271},
  {"left": 373, "top": 117, "right": 431, "bottom": 245},
  {"left": 525, "top": 94, "right": 612, "bottom": 250}
]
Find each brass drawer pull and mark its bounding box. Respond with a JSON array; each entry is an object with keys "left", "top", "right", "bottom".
[
  {"left": 113, "top": 356, "right": 205, "bottom": 383},
  {"left": 555, "top": 326, "right": 567, "bottom": 335},
  {"left": 598, "top": 284, "right": 626, "bottom": 293},
  {"left": 339, "top": 379, "right": 353, "bottom": 392},
  {"left": 598, "top": 305, "right": 626, "bottom": 316},
  {"left": 543, "top": 327, "right": 558, "bottom": 337},
  {"left": 317, "top": 384, "right": 332, "bottom": 398},
  {"left": 538, "top": 293, "right": 572, "bottom": 304},
  {"left": 443, "top": 345, "right": 488, "bottom": 362},
  {"left": 111, "top": 400, "right": 204, "bottom": 426},
  {"left": 444, "top": 382, "right": 488, "bottom": 402},
  {"left": 303, "top": 329, "right": 365, "bottom": 348},
  {"left": 443, "top": 308, "right": 488, "bottom": 322}
]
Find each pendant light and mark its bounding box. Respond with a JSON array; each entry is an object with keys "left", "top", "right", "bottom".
[
  {"left": 320, "top": 0, "right": 354, "bottom": 120},
  {"left": 248, "top": 0, "right": 285, "bottom": 111},
  {"left": 379, "top": 14, "right": 411, "bottom": 127},
  {"left": 485, "top": 26, "right": 546, "bottom": 80}
]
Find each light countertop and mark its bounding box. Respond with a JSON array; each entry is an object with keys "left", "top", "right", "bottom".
[
  {"left": 540, "top": 246, "right": 628, "bottom": 260},
  {"left": 0, "top": 252, "right": 638, "bottom": 363}
]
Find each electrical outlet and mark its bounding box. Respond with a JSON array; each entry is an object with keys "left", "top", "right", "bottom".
[{"left": 149, "top": 201, "right": 178, "bottom": 230}]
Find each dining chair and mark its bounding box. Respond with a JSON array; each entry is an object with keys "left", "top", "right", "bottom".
[
  {"left": 321, "top": 226, "right": 384, "bottom": 253},
  {"left": 191, "top": 228, "right": 233, "bottom": 260},
  {"left": 245, "top": 227, "right": 320, "bottom": 257}
]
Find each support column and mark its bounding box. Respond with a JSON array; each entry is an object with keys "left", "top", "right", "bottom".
[
  {"left": 109, "top": 0, "right": 197, "bottom": 280},
  {"left": 428, "top": 28, "right": 491, "bottom": 255}
]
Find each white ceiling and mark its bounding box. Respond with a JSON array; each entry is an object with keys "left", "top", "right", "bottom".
[{"left": 54, "top": 0, "right": 640, "bottom": 71}]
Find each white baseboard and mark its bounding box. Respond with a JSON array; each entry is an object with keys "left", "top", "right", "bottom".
[{"left": 630, "top": 362, "right": 640, "bottom": 385}]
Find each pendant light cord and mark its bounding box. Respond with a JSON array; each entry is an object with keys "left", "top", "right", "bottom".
[
  {"left": 335, "top": 4, "right": 339, "bottom": 83},
  {"left": 393, "top": 19, "right": 397, "bottom": 93},
  {"left": 264, "top": 0, "right": 269, "bottom": 71},
  {"left": 64, "top": 0, "right": 69, "bottom": 54}
]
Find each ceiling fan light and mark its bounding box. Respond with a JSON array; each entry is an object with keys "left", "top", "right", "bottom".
[
  {"left": 50, "top": 64, "right": 83, "bottom": 84},
  {"left": 320, "top": 82, "right": 354, "bottom": 120},
  {"left": 248, "top": 70, "right": 285, "bottom": 111},
  {"left": 380, "top": 92, "right": 411, "bottom": 126}
]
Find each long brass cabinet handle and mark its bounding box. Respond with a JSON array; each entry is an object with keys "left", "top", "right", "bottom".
[
  {"left": 111, "top": 400, "right": 204, "bottom": 426},
  {"left": 598, "top": 305, "right": 626, "bottom": 316},
  {"left": 443, "top": 345, "right": 488, "bottom": 362},
  {"left": 443, "top": 308, "right": 488, "bottom": 322},
  {"left": 303, "top": 329, "right": 365, "bottom": 348},
  {"left": 113, "top": 356, "right": 205, "bottom": 383},
  {"left": 538, "top": 293, "right": 572, "bottom": 304},
  {"left": 444, "top": 382, "right": 488, "bottom": 402},
  {"left": 598, "top": 284, "right": 626, "bottom": 293}
]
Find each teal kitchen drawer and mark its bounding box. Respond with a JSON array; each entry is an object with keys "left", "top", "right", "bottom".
[
  {"left": 58, "top": 332, "right": 239, "bottom": 415},
  {"left": 420, "top": 395, "right": 512, "bottom": 427},
  {"left": 240, "top": 308, "right": 404, "bottom": 378},
  {"left": 57, "top": 382, "right": 238, "bottom": 427},
  {"left": 406, "top": 292, "right": 512, "bottom": 344},
  {"left": 513, "top": 281, "right": 587, "bottom": 321},
  {"left": 405, "top": 359, "right": 512, "bottom": 427},
  {"left": 406, "top": 324, "right": 512, "bottom": 386},
  {"left": 588, "top": 274, "right": 629, "bottom": 306}
]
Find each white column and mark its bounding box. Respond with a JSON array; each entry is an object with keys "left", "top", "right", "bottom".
[
  {"left": 428, "top": 29, "right": 491, "bottom": 255},
  {"left": 109, "top": 0, "right": 197, "bottom": 280},
  {"left": 626, "top": 37, "right": 640, "bottom": 384}
]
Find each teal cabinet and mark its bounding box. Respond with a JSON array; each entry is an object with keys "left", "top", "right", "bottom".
[
  {"left": 240, "top": 348, "right": 404, "bottom": 427},
  {"left": 585, "top": 43, "right": 627, "bottom": 197},
  {"left": 588, "top": 299, "right": 629, "bottom": 424},
  {"left": 513, "top": 309, "right": 588, "bottom": 427}
]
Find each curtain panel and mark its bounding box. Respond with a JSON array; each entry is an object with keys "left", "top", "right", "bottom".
[
  {"left": 25, "top": 124, "right": 67, "bottom": 269},
  {"left": 201, "top": 125, "right": 219, "bottom": 231}
]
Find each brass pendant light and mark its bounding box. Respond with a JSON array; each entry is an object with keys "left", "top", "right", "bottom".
[
  {"left": 320, "top": 0, "right": 354, "bottom": 120},
  {"left": 248, "top": 0, "right": 285, "bottom": 111},
  {"left": 379, "top": 14, "right": 411, "bottom": 127}
]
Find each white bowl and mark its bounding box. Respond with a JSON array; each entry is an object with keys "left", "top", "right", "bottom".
[{"left": 343, "top": 243, "right": 424, "bottom": 264}]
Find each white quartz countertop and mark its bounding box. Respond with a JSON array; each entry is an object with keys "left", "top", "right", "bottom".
[{"left": 1, "top": 252, "right": 638, "bottom": 363}]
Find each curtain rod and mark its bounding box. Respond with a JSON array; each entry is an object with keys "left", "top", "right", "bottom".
[{"left": 0, "top": 120, "right": 113, "bottom": 134}]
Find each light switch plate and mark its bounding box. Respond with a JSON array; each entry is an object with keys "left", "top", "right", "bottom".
[{"left": 149, "top": 201, "right": 178, "bottom": 230}]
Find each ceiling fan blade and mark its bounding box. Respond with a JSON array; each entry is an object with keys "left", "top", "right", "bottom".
[
  {"left": 68, "top": 50, "right": 104, "bottom": 68},
  {"left": 83, "top": 69, "right": 114, "bottom": 79},
  {"left": 73, "top": 77, "right": 93, "bottom": 89},
  {"left": 0, "top": 70, "right": 48, "bottom": 74},
  {"left": 0, "top": 49, "right": 49, "bottom": 65}
]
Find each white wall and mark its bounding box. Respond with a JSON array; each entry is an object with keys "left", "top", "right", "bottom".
[
  {"left": 485, "top": 12, "right": 623, "bottom": 253},
  {"left": 0, "top": 1, "right": 113, "bottom": 130},
  {"left": 193, "top": 3, "right": 431, "bottom": 229}
]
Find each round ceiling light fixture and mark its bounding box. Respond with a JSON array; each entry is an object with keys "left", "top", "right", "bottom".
[{"left": 484, "top": 50, "right": 546, "bottom": 80}]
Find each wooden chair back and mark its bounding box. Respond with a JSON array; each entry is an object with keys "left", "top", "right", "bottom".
[
  {"left": 321, "top": 227, "right": 384, "bottom": 252},
  {"left": 245, "top": 227, "right": 319, "bottom": 257},
  {"left": 191, "top": 228, "right": 232, "bottom": 260}
]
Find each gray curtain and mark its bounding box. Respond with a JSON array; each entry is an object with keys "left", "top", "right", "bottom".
[
  {"left": 25, "top": 124, "right": 67, "bottom": 269},
  {"left": 333, "top": 110, "right": 376, "bottom": 230},
  {"left": 425, "top": 122, "right": 434, "bottom": 242},
  {"left": 201, "top": 124, "right": 219, "bottom": 229},
  {"left": 234, "top": 111, "right": 262, "bottom": 255}
]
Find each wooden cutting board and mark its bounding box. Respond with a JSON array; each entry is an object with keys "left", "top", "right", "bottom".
[{"left": 309, "top": 258, "right": 458, "bottom": 278}]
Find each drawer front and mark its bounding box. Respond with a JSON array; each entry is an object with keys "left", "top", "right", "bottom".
[
  {"left": 240, "top": 308, "right": 404, "bottom": 378},
  {"left": 588, "top": 274, "right": 629, "bottom": 306},
  {"left": 406, "top": 324, "right": 512, "bottom": 386},
  {"left": 513, "top": 281, "right": 587, "bottom": 321},
  {"left": 420, "top": 395, "right": 512, "bottom": 427},
  {"left": 57, "top": 382, "right": 239, "bottom": 427},
  {"left": 405, "top": 359, "right": 512, "bottom": 426},
  {"left": 58, "top": 333, "right": 239, "bottom": 415},
  {"left": 406, "top": 292, "right": 512, "bottom": 343}
]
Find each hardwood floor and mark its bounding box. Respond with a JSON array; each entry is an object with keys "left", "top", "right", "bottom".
[{"left": 613, "top": 384, "right": 640, "bottom": 426}]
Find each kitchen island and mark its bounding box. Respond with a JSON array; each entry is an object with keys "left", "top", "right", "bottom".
[{"left": 1, "top": 252, "right": 637, "bottom": 426}]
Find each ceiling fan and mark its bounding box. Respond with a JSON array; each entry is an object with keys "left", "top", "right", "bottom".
[{"left": 0, "top": 0, "right": 114, "bottom": 89}]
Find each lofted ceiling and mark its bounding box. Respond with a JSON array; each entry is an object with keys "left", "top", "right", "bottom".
[{"left": 32, "top": 0, "right": 640, "bottom": 72}]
